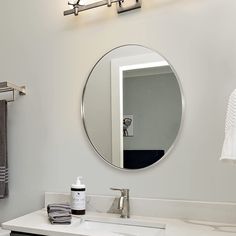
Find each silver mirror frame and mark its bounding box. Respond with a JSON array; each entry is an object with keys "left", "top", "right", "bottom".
[{"left": 81, "top": 44, "right": 185, "bottom": 171}]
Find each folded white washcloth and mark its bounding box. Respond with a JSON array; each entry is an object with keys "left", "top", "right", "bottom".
[{"left": 220, "top": 89, "right": 236, "bottom": 163}]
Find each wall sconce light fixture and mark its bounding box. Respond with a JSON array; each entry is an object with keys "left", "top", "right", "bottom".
[{"left": 64, "top": 0, "right": 142, "bottom": 16}]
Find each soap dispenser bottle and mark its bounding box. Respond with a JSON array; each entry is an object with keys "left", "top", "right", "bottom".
[{"left": 71, "top": 176, "right": 86, "bottom": 215}]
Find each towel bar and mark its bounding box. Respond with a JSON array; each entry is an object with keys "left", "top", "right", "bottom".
[{"left": 0, "top": 82, "right": 26, "bottom": 102}]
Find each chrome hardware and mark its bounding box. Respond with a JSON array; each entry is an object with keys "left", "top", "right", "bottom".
[
  {"left": 64, "top": 0, "right": 141, "bottom": 16},
  {"left": 110, "top": 188, "right": 130, "bottom": 218},
  {"left": 117, "top": 0, "right": 141, "bottom": 14},
  {"left": 0, "top": 82, "right": 26, "bottom": 102},
  {"left": 107, "top": 0, "right": 112, "bottom": 7}
]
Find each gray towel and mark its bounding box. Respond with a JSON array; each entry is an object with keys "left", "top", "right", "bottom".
[
  {"left": 49, "top": 217, "right": 72, "bottom": 225},
  {"left": 48, "top": 211, "right": 72, "bottom": 224},
  {"left": 0, "top": 100, "right": 8, "bottom": 199},
  {"left": 47, "top": 203, "right": 71, "bottom": 213},
  {"left": 47, "top": 203, "right": 72, "bottom": 225}
]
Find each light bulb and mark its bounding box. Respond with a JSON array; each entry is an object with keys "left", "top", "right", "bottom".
[
  {"left": 80, "top": 0, "right": 99, "bottom": 4},
  {"left": 68, "top": 0, "right": 79, "bottom": 5}
]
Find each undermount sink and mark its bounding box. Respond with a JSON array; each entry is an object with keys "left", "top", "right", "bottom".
[
  {"left": 72, "top": 215, "right": 166, "bottom": 236},
  {"left": 78, "top": 221, "right": 164, "bottom": 236}
]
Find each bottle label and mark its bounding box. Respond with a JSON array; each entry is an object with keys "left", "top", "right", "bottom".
[{"left": 71, "top": 190, "right": 86, "bottom": 210}]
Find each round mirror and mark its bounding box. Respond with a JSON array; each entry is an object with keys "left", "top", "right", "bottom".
[{"left": 82, "top": 45, "right": 184, "bottom": 170}]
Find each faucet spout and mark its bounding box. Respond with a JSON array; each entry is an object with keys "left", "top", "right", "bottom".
[{"left": 118, "top": 196, "right": 124, "bottom": 210}]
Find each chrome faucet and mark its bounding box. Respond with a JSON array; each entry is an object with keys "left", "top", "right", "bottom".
[{"left": 111, "top": 188, "right": 130, "bottom": 218}]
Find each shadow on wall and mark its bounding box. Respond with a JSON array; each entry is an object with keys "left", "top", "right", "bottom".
[
  {"left": 143, "top": 0, "right": 192, "bottom": 9},
  {"left": 62, "top": 0, "right": 191, "bottom": 30}
]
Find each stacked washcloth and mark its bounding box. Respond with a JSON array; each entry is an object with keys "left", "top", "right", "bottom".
[{"left": 47, "top": 203, "right": 72, "bottom": 224}]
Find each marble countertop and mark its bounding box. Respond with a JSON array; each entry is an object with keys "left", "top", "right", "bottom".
[{"left": 2, "top": 210, "right": 236, "bottom": 236}]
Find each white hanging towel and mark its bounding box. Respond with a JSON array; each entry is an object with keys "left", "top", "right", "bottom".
[{"left": 220, "top": 89, "right": 236, "bottom": 163}]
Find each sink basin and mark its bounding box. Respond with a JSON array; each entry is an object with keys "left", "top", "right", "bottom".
[
  {"left": 76, "top": 221, "right": 164, "bottom": 236},
  {"left": 71, "top": 215, "right": 165, "bottom": 236}
]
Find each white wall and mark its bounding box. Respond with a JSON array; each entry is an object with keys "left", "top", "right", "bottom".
[{"left": 0, "top": 0, "right": 236, "bottom": 223}]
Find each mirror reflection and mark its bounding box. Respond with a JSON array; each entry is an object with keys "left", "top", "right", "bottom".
[{"left": 82, "top": 45, "right": 183, "bottom": 170}]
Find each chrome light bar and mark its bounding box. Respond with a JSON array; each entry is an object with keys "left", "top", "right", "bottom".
[{"left": 64, "top": 0, "right": 142, "bottom": 16}]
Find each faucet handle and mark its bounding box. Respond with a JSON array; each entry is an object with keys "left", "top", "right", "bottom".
[
  {"left": 110, "top": 188, "right": 123, "bottom": 192},
  {"left": 110, "top": 188, "right": 129, "bottom": 195}
]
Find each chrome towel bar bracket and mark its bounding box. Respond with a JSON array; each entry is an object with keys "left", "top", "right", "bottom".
[{"left": 0, "top": 82, "right": 26, "bottom": 102}]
